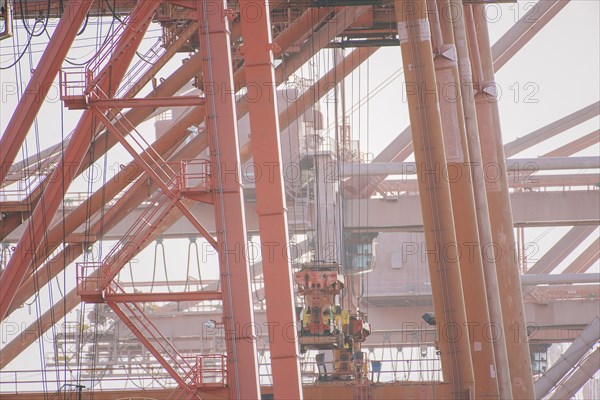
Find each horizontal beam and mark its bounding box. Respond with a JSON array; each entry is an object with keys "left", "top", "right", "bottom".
[
  {"left": 104, "top": 290, "right": 222, "bottom": 302},
  {"left": 344, "top": 191, "right": 600, "bottom": 232},
  {"left": 90, "top": 96, "right": 206, "bottom": 109},
  {"left": 4, "top": 190, "right": 598, "bottom": 241}
]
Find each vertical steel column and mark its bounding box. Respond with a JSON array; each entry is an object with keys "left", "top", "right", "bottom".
[
  {"left": 471, "top": 5, "right": 536, "bottom": 399},
  {"left": 239, "top": 1, "right": 303, "bottom": 399},
  {"left": 432, "top": 1, "right": 498, "bottom": 398},
  {"left": 197, "top": 1, "right": 261, "bottom": 399},
  {"left": 0, "top": 1, "right": 159, "bottom": 322},
  {"left": 394, "top": 1, "right": 475, "bottom": 397},
  {"left": 450, "top": 0, "right": 513, "bottom": 397},
  {"left": 0, "top": 0, "right": 94, "bottom": 185}
]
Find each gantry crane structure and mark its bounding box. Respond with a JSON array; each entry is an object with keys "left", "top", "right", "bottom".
[{"left": 0, "top": 0, "right": 598, "bottom": 399}]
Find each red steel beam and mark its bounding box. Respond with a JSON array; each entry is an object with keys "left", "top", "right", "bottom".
[
  {"left": 107, "top": 301, "right": 191, "bottom": 389},
  {"left": 198, "top": 1, "right": 261, "bottom": 397},
  {"left": 0, "top": 0, "right": 160, "bottom": 322},
  {"left": 0, "top": 0, "right": 94, "bottom": 185},
  {"left": 239, "top": 1, "right": 303, "bottom": 398}
]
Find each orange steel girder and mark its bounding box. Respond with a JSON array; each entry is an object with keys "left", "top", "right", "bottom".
[
  {"left": 395, "top": 0, "right": 475, "bottom": 397},
  {"left": 471, "top": 4, "right": 536, "bottom": 398},
  {"left": 198, "top": 0, "right": 261, "bottom": 397},
  {"left": 450, "top": 2, "right": 512, "bottom": 396},
  {"left": 239, "top": 1, "right": 303, "bottom": 398},
  {"left": 432, "top": 1, "right": 499, "bottom": 397},
  {"left": 0, "top": 0, "right": 94, "bottom": 185},
  {"left": 0, "top": 0, "right": 160, "bottom": 322}
]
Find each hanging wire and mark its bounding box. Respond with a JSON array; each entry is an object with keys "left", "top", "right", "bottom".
[
  {"left": 152, "top": 238, "right": 171, "bottom": 292},
  {"left": 0, "top": 20, "right": 38, "bottom": 69},
  {"left": 65, "top": 17, "right": 116, "bottom": 66},
  {"left": 59, "top": 80, "right": 70, "bottom": 389},
  {"left": 185, "top": 237, "right": 203, "bottom": 291},
  {"left": 15, "top": 20, "right": 61, "bottom": 392},
  {"left": 364, "top": 56, "right": 371, "bottom": 316},
  {"left": 150, "top": 244, "right": 159, "bottom": 292},
  {"left": 18, "top": 0, "right": 51, "bottom": 37}
]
